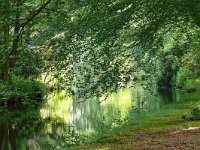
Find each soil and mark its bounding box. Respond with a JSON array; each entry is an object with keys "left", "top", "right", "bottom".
[{"left": 90, "top": 127, "right": 200, "bottom": 150}]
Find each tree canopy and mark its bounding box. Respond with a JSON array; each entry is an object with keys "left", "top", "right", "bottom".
[{"left": 1, "top": 0, "right": 200, "bottom": 101}]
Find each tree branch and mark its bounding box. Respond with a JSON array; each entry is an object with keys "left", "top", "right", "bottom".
[{"left": 20, "top": 0, "right": 51, "bottom": 29}]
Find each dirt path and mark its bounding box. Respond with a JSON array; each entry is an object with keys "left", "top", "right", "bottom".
[{"left": 89, "top": 127, "right": 200, "bottom": 150}]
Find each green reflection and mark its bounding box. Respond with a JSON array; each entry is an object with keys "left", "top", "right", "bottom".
[
  {"left": 39, "top": 87, "right": 162, "bottom": 137},
  {"left": 0, "top": 121, "right": 17, "bottom": 150},
  {"left": 100, "top": 88, "right": 133, "bottom": 119},
  {"left": 40, "top": 88, "right": 135, "bottom": 135},
  {"left": 40, "top": 91, "right": 72, "bottom": 125},
  {"left": 1, "top": 86, "right": 199, "bottom": 149}
]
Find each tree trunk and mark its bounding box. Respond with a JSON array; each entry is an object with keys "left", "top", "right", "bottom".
[
  {"left": 0, "top": 23, "right": 10, "bottom": 83},
  {"left": 8, "top": 123, "right": 17, "bottom": 150},
  {"left": 0, "top": 0, "right": 52, "bottom": 83}
]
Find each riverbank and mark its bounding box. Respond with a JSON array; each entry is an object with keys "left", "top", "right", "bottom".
[
  {"left": 82, "top": 127, "right": 200, "bottom": 149},
  {"left": 71, "top": 89, "right": 200, "bottom": 150}
]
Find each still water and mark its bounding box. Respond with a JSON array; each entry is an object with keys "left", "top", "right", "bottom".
[{"left": 0, "top": 86, "right": 199, "bottom": 149}]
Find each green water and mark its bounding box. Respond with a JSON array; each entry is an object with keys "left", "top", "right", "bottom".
[{"left": 0, "top": 86, "right": 200, "bottom": 149}]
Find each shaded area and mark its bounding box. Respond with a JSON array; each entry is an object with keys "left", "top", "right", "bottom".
[
  {"left": 0, "top": 121, "right": 17, "bottom": 150},
  {"left": 134, "top": 128, "right": 200, "bottom": 150},
  {"left": 89, "top": 128, "right": 200, "bottom": 150},
  {"left": 0, "top": 106, "right": 85, "bottom": 149}
]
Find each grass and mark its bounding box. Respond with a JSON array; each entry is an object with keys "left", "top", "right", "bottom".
[{"left": 69, "top": 89, "right": 200, "bottom": 150}]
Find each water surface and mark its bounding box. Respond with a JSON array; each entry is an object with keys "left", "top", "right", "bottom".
[{"left": 0, "top": 86, "right": 199, "bottom": 149}]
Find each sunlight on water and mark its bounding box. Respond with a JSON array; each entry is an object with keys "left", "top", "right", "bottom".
[
  {"left": 2, "top": 86, "right": 200, "bottom": 149},
  {"left": 40, "top": 91, "right": 73, "bottom": 124},
  {"left": 40, "top": 88, "right": 134, "bottom": 135},
  {"left": 100, "top": 88, "right": 133, "bottom": 119},
  {"left": 40, "top": 86, "right": 162, "bottom": 136}
]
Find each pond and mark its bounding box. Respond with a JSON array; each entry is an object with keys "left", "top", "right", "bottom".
[{"left": 0, "top": 86, "right": 200, "bottom": 149}]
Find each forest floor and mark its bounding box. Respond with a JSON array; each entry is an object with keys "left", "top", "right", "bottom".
[{"left": 86, "top": 127, "right": 200, "bottom": 150}]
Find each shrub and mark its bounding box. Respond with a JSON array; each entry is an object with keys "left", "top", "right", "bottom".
[
  {"left": 182, "top": 107, "right": 200, "bottom": 121},
  {"left": 175, "top": 67, "right": 196, "bottom": 89},
  {"left": 0, "top": 76, "right": 46, "bottom": 107},
  {"left": 192, "top": 107, "right": 200, "bottom": 120}
]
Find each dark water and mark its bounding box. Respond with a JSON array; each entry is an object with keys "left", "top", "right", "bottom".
[{"left": 0, "top": 86, "right": 199, "bottom": 149}]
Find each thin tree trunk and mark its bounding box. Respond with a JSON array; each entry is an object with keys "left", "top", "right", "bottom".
[
  {"left": 0, "top": 124, "right": 4, "bottom": 150},
  {"left": 0, "top": 0, "right": 51, "bottom": 83},
  {"left": 8, "top": 123, "right": 17, "bottom": 150},
  {"left": 0, "top": 24, "right": 10, "bottom": 83},
  {"left": 3, "top": 123, "right": 9, "bottom": 150}
]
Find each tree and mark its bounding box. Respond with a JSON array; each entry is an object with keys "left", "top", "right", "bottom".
[
  {"left": 2, "top": 0, "right": 200, "bottom": 101},
  {"left": 0, "top": 0, "right": 51, "bottom": 83},
  {"left": 34, "top": 0, "right": 200, "bottom": 97}
]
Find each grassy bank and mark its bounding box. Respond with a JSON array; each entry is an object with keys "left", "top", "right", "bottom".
[{"left": 70, "top": 88, "right": 200, "bottom": 150}]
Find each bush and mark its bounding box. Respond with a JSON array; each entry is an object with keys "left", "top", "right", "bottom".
[
  {"left": 182, "top": 107, "right": 200, "bottom": 121},
  {"left": 192, "top": 107, "right": 200, "bottom": 120},
  {"left": 0, "top": 76, "right": 46, "bottom": 107},
  {"left": 175, "top": 67, "right": 196, "bottom": 89}
]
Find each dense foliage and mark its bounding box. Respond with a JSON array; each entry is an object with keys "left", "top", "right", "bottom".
[
  {"left": 0, "top": 76, "right": 46, "bottom": 107},
  {"left": 0, "top": 0, "right": 200, "bottom": 104}
]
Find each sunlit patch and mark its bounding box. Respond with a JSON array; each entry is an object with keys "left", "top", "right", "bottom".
[
  {"left": 170, "top": 127, "right": 200, "bottom": 134},
  {"left": 186, "top": 127, "right": 200, "bottom": 130},
  {"left": 100, "top": 88, "right": 133, "bottom": 119},
  {"left": 40, "top": 91, "right": 72, "bottom": 124}
]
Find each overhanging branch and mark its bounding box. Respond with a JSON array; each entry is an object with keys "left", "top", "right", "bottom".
[{"left": 20, "top": 0, "right": 51, "bottom": 30}]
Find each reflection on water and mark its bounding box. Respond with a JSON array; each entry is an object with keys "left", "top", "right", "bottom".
[
  {"left": 40, "top": 89, "right": 133, "bottom": 135},
  {"left": 0, "top": 121, "right": 17, "bottom": 150},
  {"left": 1, "top": 86, "right": 199, "bottom": 149}
]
